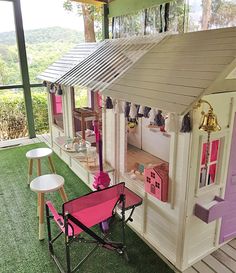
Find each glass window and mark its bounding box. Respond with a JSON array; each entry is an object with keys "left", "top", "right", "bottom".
[
  {"left": 199, "top": 139, "right": 220, "bottom": 188},
  {"left": 20, "top": 0, "right": 85, "bottom": 83},
  {"left": 0, "top": 1, "right": 22, "bottom": 85},
  {"left": 0, "top": 89, "right": 27, "bottom": 140},
  {"left": 31, "top": 87, "right": 49, "bottom": 134},
  {"left": 74, "top": 86, "right": 89, "bottom": 109},
  {"left": 188, "top": 0, "right": 236, "bottom": 32}
]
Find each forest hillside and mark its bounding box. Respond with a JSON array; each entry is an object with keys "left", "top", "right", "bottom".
[{"left": 0, "top": 27, "right": 84, "bottom": 84}]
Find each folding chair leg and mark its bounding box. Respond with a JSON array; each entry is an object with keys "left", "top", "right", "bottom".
[
  {"left": 46, "top": 204, "right": 54, "bottom": 255},
  {"left": 65, "top": 213, "right": 71, "bottom": 273}
]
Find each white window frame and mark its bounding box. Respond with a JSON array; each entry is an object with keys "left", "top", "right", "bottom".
[{"left": 195, "top": 133, "right": 226, "bottom": 196}]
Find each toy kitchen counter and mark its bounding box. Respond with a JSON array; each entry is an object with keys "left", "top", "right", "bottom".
[{"left": 53, "top": 136, "right": 115, "bottom": 189}]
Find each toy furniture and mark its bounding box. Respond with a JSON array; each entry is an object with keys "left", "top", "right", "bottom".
[
  {"left": 73, "top": 107, "right": 98, "bottom": 141},
  {"left": 30, "top": 174, "right": 67, "bottom": 240},
  {"left": 45, "top": 182, "right": 142, "bottom": 273},
  {"left": 26, "top": 147, "right": 56, "bottom": 184}
]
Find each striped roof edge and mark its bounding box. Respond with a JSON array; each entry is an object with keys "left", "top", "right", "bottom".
[
  {"left": 37, "top": 42, "right": 99, "bottom": 83},
  {"left": 56, "top": 33, "right": 169, "bottom": 89}
]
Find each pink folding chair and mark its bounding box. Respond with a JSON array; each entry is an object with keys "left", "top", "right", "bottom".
[{"left": 45, "top": 182, "right": 142, "bottom": 273}]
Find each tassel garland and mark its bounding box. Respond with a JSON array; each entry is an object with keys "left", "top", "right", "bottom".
[
  {"left": 143, "top": 107, "right": 151, "bottom": 118},
  {"left": 105, "top": 97, "right": 113, "bottom": 109},
  {"left": 57, "top": 85, "right": 63, "bottom": 96},
  {"left": 129, "top": 103, "right": 137, "bottom": 119},
  {"left": 154, "top": 110, "right": 165, "bottom": 126},
  {"left": 125, "top": 102, "right": 130, "bottom": 118},
  {"left": 165, "top": 113, "right": 177, "bottom": 133},
  {"left": 180, "top": 112, "right": 192, "bottom": 133}
]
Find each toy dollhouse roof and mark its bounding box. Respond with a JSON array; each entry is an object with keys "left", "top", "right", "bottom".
[
  {"left": 102, "top": 27, "right": 236, "bottom": 115},
  {"left": 56, "top": 34, "right": 169, "bottom": 88},
  {"left": 37, "top": 43, "right": 98, "bottom": 83}
]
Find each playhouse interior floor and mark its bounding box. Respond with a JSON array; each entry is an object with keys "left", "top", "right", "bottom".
[{"left": 127, "top": 144, "right": 165, "bottom": 181}]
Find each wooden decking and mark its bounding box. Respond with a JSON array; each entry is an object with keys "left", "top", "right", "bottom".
[
  {"left": 184, "top": 239, "right": 236, "bottom": 273},
  {"left": 0, "top": 134, "right": 51, "bottom": 149}
]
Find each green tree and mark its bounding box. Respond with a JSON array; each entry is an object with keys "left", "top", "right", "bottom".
[
  {"left": 210, "top": 0, "right": 236, "bottom": 28},
  {"left": 0, "top": 56, "right": 9, "bottom": 84},
  {"left": 63, "top": 0, "right": 102, "bottom": 42}
]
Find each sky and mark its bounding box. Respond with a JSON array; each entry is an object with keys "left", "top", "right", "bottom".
[{"left": 0, "top": 0, "right": 84, "bottom": 33}]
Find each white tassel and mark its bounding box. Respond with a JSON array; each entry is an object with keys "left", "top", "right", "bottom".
[
  {"left": 165, "top": 113, "right": 177, "bottom": 133},
  {"left": 129, "top": 103, "right": 137, "bottom": 119},
  {"left": 113, "top": 99, "right": 123, "bottom": 114},
  {"left": 149, "top": 108, "right": 156, "bottom": 122},
  {"left": 138, "top": 105, "right": 144, "bottom": 115}
]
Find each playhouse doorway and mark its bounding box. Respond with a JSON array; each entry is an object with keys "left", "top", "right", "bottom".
[{"left": 219, "top": 113, "right": 236, "bottom": 244}]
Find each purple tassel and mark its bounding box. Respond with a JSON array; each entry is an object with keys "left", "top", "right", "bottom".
[
  {"left": 125, "top": 102, "right": 130, "bottom": 118},
  {"left": 106, "top": 97, "right": 113, "bottom": 109},
  {"left": 143, "top": 107, "right": 151, "bottom": 118},
  {"left": 180, "top": 112, "right": 192, "bottom": 133},
  {"left": 57, "top": 85, "right": 63, "bottom": 96},
  {"left": 154, "top": 110, "right": 165, "bottom": 126}
]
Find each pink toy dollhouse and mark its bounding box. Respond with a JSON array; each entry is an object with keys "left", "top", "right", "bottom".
[{"left": 144, "top": 163, "right": 169, "bottom": 202}]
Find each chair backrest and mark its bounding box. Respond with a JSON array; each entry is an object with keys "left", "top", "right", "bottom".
[{"left": 63, "top": 183, "right": 125, "bottom": 218}]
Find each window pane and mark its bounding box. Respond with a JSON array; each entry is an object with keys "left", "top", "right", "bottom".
[
  {"left": 74, "top": 87, "right": 88, "bottom": 109},
  {"left": 31, "top": 87, "right": 49, "bottom": 134},
  {"left": 0, "top": 89, "right": 27, "bottom": 140},
  {"left": 209, "top": 164, "right": 217, "bottom": 184},
  {"left": 201, "top": 143, "right": 207, "bottom": 165},
  {"left": 0, "top": 1, "right": 22, "bottom": 85},
  {"left": 200, "top": 167, "right": 207, "bottom": 188},
  {"left": 20, "top": 0, "right": 85, "bottom": 83},
  {"left": 188, "top": 0, "right": 236, "bottom": 32},
  {"left": 210, "top": 140, "right": 219, "bottom": 162}
]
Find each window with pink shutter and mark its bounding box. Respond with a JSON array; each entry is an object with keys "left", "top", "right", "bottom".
[{"left": 199, "top": 139, "right": 220, "bottom": 188}]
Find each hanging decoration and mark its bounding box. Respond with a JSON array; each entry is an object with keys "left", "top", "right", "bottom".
[
  {"left": 143, "top": 107, "right": 151, "bottom": 118},
  {"left": 125, "top": 102, "right": 130, "bottom": 118},
  {"left": 113, "top": 99, "right": 123, "bottom": 114},
  {"left": 57, "top": 85, "right": 63, "bottom": 96},
  {"left": 105, "top": 97, "right": 113, "bottom": 109},
  {"left": 180, "top": 112, "right": 192, "bottom": 133},
  {"left": 43, "top": 81, "right": 47, "bottom": 87},
  {"left": 196, "top": 99, "right": 221, "bottom": 185},
  {"left": 138, "top": 105, "right": 144, "bottom": 117},
  {"left": 155, "top": 110, "right": 165, "bottom": 126},
  {"left": 149, "top": 108, "right": 157, "bottom": 123},
  {"left": 127, "top": 118, "right": 138, "bottom": 133},
  {"left": 49, "top": 83, "right": 56, "bottom": 94},
  {"left": 129, "top": 103, "right": 137, "bottom": 119},
  {"left": 165, "top": 113, "right": 177, "bottom": 133}
]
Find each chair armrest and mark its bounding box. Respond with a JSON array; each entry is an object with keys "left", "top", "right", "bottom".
[{"left": 46, "top": 201, "right": 73, "bottom": 236}]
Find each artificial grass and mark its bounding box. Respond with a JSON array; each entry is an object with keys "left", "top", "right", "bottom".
[{"left": 0, "top": 143, "right": 174, "bottom": 273}]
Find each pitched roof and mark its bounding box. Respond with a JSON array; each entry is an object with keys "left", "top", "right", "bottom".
[
  {"left": 103, "top": 27, "right": 236, "bottom": 114},
  {"left": 56, "top": 34, "right": 169, "bottom": 89},
  {"left": 37, "top": 43, "right": 98, "bottom": 83}
]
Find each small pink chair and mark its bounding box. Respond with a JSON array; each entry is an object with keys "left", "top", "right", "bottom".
[{"left": 45, "top": 182, "right": 142, "bottom": 273}]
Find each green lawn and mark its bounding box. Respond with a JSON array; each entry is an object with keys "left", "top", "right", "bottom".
[{"left": 0, "top": 143, "right": 174, "bottom": 273}]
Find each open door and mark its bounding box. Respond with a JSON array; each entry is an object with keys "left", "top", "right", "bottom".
[{"left": 220, "top": 113, "right": 236, "bottom": 243}]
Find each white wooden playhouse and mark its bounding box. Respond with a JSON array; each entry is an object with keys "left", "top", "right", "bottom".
[{"left": 39, "top": 27, "right": 236, "bottom": 271}]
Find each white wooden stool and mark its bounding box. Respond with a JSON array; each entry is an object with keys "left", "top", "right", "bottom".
[
  {"left": 26, "top": 147, "right": 56, "bottom": 184},
  {"left": 30, "top": 174, "right": 68, "bottom": 240}
]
